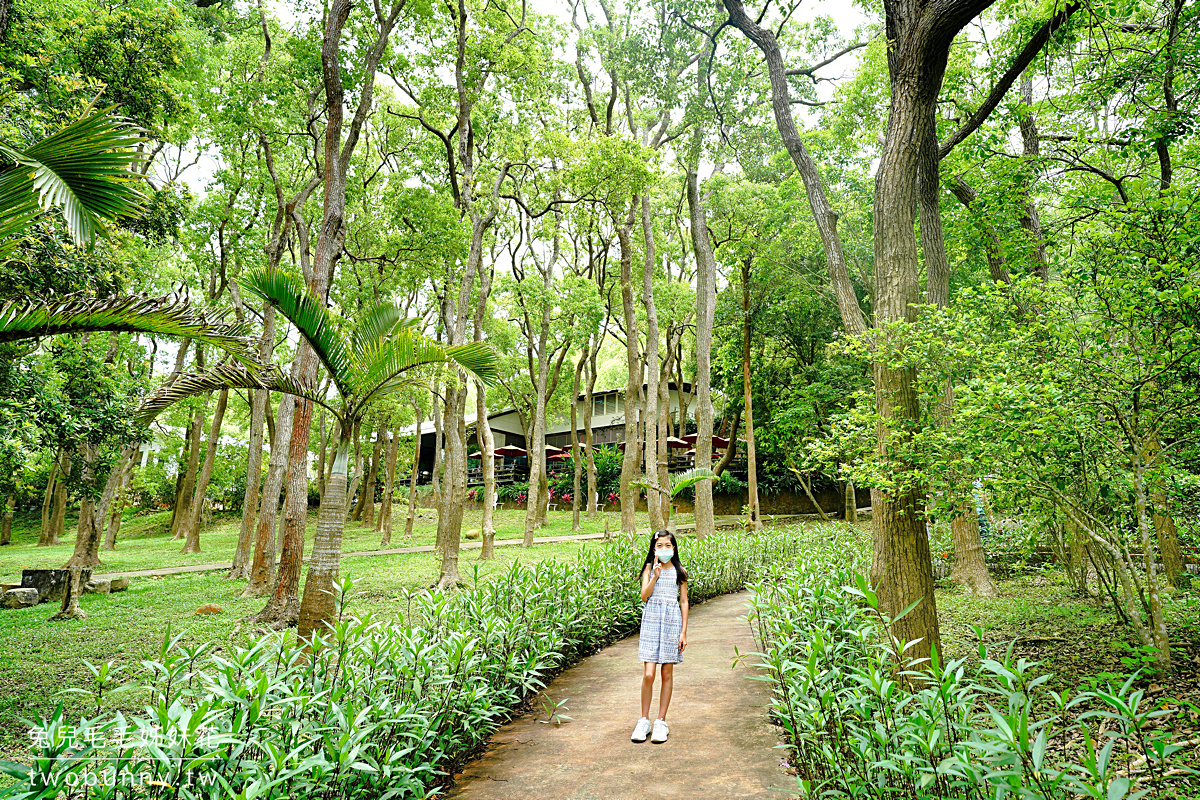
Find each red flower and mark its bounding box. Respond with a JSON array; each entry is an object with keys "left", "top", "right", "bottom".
[
  {"left": 607, "top": 491, "right": 619, "bottom": 503},
  {"left": 562, "top": 493, "right": 573, "bottom": 503}
]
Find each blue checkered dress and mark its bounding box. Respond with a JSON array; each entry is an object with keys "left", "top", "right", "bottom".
[{"left": 638, "top": 564, "right": 684, "bottom": 664}]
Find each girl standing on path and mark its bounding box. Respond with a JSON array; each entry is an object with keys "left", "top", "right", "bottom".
[{"left": 631, "top": 529, "right": 689, "bottom": 744}]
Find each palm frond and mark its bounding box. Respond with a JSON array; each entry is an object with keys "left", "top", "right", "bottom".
[
  {"left": 349, "top": 302, "right": 405, "bottom": 357},
  {"left": 631, "top": 468, "right": 716, "bottom": 499},
  {"left": 447, "top": 341, "right": 500, "bottom": 386},
  {"left": 240, "top": 266, "right": 352, "bottom": 398},
  {"left": 667, "top": 468, "right": 717, "bottom": 498},
  {"left": 0, "top": 108, "right": 146, "bottom": 254},
  {"left": 136, "top": 363, "right": 335, "bottom": 424},
  {"left": 0, "top": 288, "right": 258, "bottom": 364},
  {"left": 349, "top": 327, "right": 500, "bottom": 412}
]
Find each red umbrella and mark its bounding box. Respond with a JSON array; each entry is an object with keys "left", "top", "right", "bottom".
[
  {"left": 492, "top": 445, "right": 527, "bottom": 457},
  {"left": 547, "top": 451, "right": 570, "bottom": 461},
  {"left": 544, "top": 444, "right": 565, "bottom": 456},
  {"left": 683, "top": 433, "right": 731, "bottom": 448}
]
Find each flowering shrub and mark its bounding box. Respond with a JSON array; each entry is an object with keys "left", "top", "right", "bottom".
[
  {"left": 467, "top": 488, "right": 477, "bottom": 501},
  {"left": 562, "top": 493, "right": 573, "bottom": 504},
  {"left": 607, "top": 491, "right": 619, "bottom": 504}
]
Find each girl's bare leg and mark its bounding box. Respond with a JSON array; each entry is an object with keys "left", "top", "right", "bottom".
[
  {"left": 657, "top": 663, "right": 673, "bottom": 720},
  {"left": 641, "top": 662, "right": 657, "bottom": 718}
]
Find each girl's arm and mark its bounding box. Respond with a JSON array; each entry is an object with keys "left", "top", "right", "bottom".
[
  {"left": 679, "top": 580, "right": 688, "bottom": 634},
  {"left": 681, "top": 582, "right": 691, "bottom": 652},
  {"left": 643, "top": 563, "right": 662, "bottom": 599}
]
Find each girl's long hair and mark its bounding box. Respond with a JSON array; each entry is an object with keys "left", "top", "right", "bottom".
[{"left": 641, "top": 529, "right": 688, "bottom": 584}]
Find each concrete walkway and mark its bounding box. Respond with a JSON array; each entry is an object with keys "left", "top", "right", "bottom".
[{"left": 444, "top": 590, "right": 795, "bottom": 799}]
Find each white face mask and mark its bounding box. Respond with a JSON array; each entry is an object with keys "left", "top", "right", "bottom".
[{"left": 656, "top": 548, "right": 674, "bottom": 563}]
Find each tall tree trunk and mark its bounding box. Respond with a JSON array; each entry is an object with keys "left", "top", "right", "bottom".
[
  {"left": 103, "top": 455, "right": 135, "bottom": 550},
  {"left": 297, "top": 429, "right": 350, "bottom": 645},
  {"left": 844, "top": 480, "right": 858, "bottom": 523},
  {"left": 641, "top": 195, "right": 665, "bottom": 531},
  {"left": 617, "top": 202, "right": 641, "bottom": 534},
  {"left": 687, "top": 127, "right": 718, "bottom": 541},
  {"left": 253, "top": 395, "right": 313, "bottom": 627},
  {"left": 347, "top": 422, "right": 366, "bottom": 520},
  {"left": 230, "top": 304, "right": 275, "bottom": 580},
  {"left": 867, "top": 25, "right": 953, "bottom": 667},
  {"left": 1016, "top": 71, "right": 1049, "bottom": 279},
  {"left": 181, "top": 389, "right": 228, "bottom": 554},
  {"left": 584, "top": 334, "right": 601, "bottom": 518},
  {"left": 293, "top": 0, "right": 405, "bottom": 636},
  {"left": 49, "top": 454, "right": 70, "bottom": 545},
  {"left": 378, "top": 426, "right": 401, "bottom": 543},
  {"left": 471, "top": 262, "right": 498, "bottom": 555},
  {"left": 171, "top": 404, "right": 206, "bottom": 540},
  {"left": 431, "top": 388, "right": 444, "bottom": 508},
  {"left": 521, "top": 271, "right": 553, "bottom": 547},
  {"left": 359, "top": 423, "right": 385, "bottom": 526},
  {"left": 657, "top": 333, "right": 675, "bottom": 526},
  {"left": 437, "top": 385, "right": 469, "bottom": 585},
  {"left": 741, "top": 259, "right": 761, "bottom": 530},
  {"left": 65, "top": 442, "right": 126, "bottom": 569},
  {"left": 570, "top": 348, "right": 586, "bottom": 532},
  {"left": 1, "top": 494, "right": 13, "bottom": 545},
  {"left": 919, "top": 91, "right": 996, "bottom": 599},
  {"left": 405, "top": 402, "right": 423, "bottom": 540},
  {"left": 243, "top": 393, "right": 295, "bottom": 596},
  {"left": 477, "top": 392, "right": 497, "bottom": 557},
  {"left": 38, "top": 456, "right": 60, "bottom": 547}
]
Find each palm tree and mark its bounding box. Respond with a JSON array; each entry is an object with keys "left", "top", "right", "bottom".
[
  {"left": 0, "top": 108, "right": 256, "bottom": 359},
  {"left": 139, "top": 266, "right": 499, "bottom": 643},
  {"left": 0, "top": 288, "right": 256, "bottom": 361},
  {"left": 0, "top": 106, "right": 146, "bottom": 256}
]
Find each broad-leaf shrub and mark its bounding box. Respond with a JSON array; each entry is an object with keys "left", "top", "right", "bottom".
[
  {"left": 1, "top": 526, "right": 808, "bottom": 799},
  {"left": 746, "top": 535, "right": 1196, "bottom": 799}
]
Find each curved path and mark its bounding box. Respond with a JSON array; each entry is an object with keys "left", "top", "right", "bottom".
[{"left": 445, "top": 589, "right": 795, "bottom": 799}]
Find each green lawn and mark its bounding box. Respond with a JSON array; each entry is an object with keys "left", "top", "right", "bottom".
[
  {"left": 936, "top": 570, "right": 1200, "bottom": 742},
  {"left": 0, "top": 505, "right": 690, "bottom": 579},
  {"left": 0, "top": 503, "right": 693, "bottom": 760},
  {"left": 0, "top": 537, "right": 604, "bottom": 760}
]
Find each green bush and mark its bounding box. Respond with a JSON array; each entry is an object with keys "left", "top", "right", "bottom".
[
  {"left": 1, "top": 526, "right": 811, "bottom": 799},
  {"left": 495, "top": 480, "right": 528, "bottom": 503},
  {"left": 128, "top": 462, "right": 175, "bottom": 509},
  {"left": 547, "top": 445, "right": 622, "bottom": 501},
  {"left": 745, "top": 532, "right": 1197, "bottom": 799}
]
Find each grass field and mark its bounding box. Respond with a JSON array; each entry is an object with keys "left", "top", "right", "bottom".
[
  {"left": 0, "top": 504, "right": 687, "bottom": 758},
  {"left": 0, "top": 505, "right": 689, "bottom": 577}
]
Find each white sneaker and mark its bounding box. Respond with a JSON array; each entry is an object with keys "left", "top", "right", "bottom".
[
  {"left": 650, "top": 718, "right": 669, "bottom": 743},
  {"left": 631, "top": 717, "right": 652, "bottom": 742}
]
